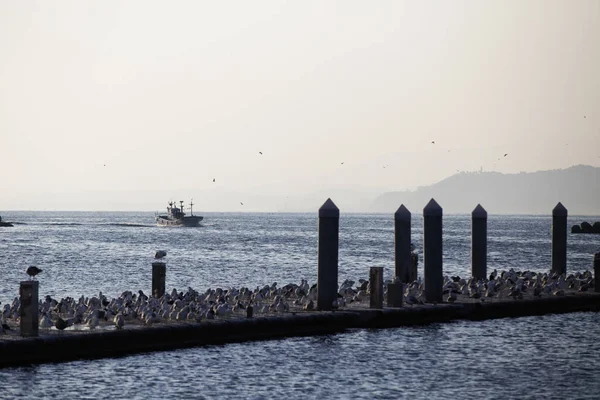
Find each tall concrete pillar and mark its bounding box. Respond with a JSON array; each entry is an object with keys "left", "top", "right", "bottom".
[
  {"left": 152, "top": 262, "right": 166, "bottom": 298},
  {"left": 369, "top": 267, "right": 384, "bottom": 309},
  {"left": 423, "top": 198, "right": 443, "bottom": 303},
  {"left": 471, "top": 204, "right": 488, "bottom": 280},
  {"left": 20, "top": 281, "right": 39, "bottom": 337},
  {"left": 317, "top": 198, "right": 339, "bottom": 311},
  {"left": 394, "top": 205, "right": 411, "bottom": 283},
  {"left": 594, "top": 253, "right": 600, "bottom": 293},
  {"left": 551, "top": 202, "right": 567, "bottom": 276}
]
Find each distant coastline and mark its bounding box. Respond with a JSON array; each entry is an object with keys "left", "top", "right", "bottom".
[{"left": 370, "top": 165, "right": 600, "bottom": 215}]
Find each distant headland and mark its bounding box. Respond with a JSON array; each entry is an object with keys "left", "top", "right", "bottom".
[{"left": 370, "top": 165, "right": 600, "bottom": 215}]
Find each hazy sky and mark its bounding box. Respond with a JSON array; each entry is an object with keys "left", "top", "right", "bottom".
[{"left": 1, "top": 1, "right": 598, "bottom": 211}]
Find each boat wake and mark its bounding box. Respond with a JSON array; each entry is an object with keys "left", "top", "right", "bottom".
[
  {"left": 105, "top": 223, "right": 155, "bottom": 228},
  {"left": 40, "top": 222, "right": 84, "bottom": 226}
]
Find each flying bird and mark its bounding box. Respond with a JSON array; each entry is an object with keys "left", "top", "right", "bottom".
[
  {"left": 240, "top": 202, "right": 244, "bottom": 206},
  {"left": 431, "top": 141, "right": 435, "bottom": 144},
  {"left": 340, "top": 162, "right": 344, "bottom": 165},
  {"left": 259, "top": 151, "right": 263, "bottom": 155},
  {"left": 504, "top": 153, "right": 508, "bottom": 157},
  {"left": 154, "top": 250, "right": 167, "bottom": 259},
  {"left": 26, "top": 266, "right": 42, "bottom": 280},
  {"left": 213, "top": 178, "right": 215, "bottom": 183}
]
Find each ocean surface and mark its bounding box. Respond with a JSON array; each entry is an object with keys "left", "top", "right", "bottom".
[{"left": 1, "top": 211, "right": 600, "bottom": 399}]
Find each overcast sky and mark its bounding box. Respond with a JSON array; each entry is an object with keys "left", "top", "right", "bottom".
[{"left": 1, "top": 1, "right": 598, "bottom": 211}]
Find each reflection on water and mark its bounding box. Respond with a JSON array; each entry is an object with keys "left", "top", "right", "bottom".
[{"left": 1, "top": 312, "right": 599, "bottom": 399}]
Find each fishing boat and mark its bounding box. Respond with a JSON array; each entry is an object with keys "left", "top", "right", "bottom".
[{"left": 155, "top": 200, "right": 203, "bottom": 227}]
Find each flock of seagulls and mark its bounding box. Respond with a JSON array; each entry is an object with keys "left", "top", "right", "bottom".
[
  {"left": 217, "top": 141, "right": 513, "bottom": 208},
  {"left": 0, "top": 268, "right": 594, "bottom": 334}
]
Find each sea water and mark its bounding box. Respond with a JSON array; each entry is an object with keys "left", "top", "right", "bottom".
[{"left": 1, "top": 212, "right": 599, "bottom": 398}]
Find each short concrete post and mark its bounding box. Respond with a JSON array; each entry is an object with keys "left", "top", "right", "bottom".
[
  {"left": 423, "top": 198, "right": 443, "bottom": 303},
  {"left": 152, "top": 262, "right": 166, "bottom": 298},
  {"left": 369, "top": 267, "right": 384, "bottom": 309},
  {"left": 394, "top": 205, "right": 411, "bottom": 283},
  {"left": 410, "top": 253, "right": 418, "bottom": 282},
  {"left": 387, "top": 282, "right": 403, "bottom": 307},
  {"left": 317, "top": 198, "right": 339, "bottom": 311},
  {"left": 551, "top": 202, "right": 567, "bottom": 275},
  {"left": 594, "top": 253, "right": 600, "bottom": 293},
  {"left": 471, "top": 204, "right": 487, "bottom": 280},
  {"left": 20, "top": 281, "right": 39, "bottom": 337}
]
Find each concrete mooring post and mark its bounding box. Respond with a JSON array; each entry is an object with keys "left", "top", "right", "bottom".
[
  {"left": 369, "top": 267, "right": 384, "bottom": 309},
  {"left": 471, "top": 204, "right": 488, "bottom": 280},
  {"left": 594, "top": 253, "right": 600, "bottom": 293},
  {"left": 20, "top": 280, "right": 39, "bottom": 337},
  {"left": 387, "top": 281, "right": 403, "bottom": 307},
  {"left": 317, "top": 198, "right": 339, "bottom": 311},
  {"left": 152, "top": 262, "right": 166, "bottom": 298},
  {"left": 394, "top": 205, "right": 411, "bottom": 283},
  {"left": 410, "top": 253, "right": 418, "bottom": 282},
  {"left": 423, "top": 198, "right": 443, "bottom": 303},
  {"left": 551, "top": 202, "right": 567, "bottom": 276}
]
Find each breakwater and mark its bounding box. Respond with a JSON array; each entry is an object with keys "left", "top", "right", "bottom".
[
  {"left": 2, "top": 293, "right": 600, "bottom": 368},
  {"left": 3, "top": 199, "right": 599, "bottom": 368}
]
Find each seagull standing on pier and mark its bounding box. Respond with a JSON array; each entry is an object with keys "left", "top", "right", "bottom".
[
  {"left": 155, "top": 250, "right": 167, "bottom": 260},
  {"left": 26, "top": 266, "right": 42, "bottom": 280}
]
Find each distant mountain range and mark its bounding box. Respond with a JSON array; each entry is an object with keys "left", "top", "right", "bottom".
[{"left": 370, "top": 165, "right": 600, "bottom": 215}]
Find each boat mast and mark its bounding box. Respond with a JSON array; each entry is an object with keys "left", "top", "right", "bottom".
[{"left": 190, "top": 199, "right": 194, "bottom": 216}]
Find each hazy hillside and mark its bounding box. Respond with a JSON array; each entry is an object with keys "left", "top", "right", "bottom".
[{"left": 370, "top": 165, "right": 600, "bottom": 215}]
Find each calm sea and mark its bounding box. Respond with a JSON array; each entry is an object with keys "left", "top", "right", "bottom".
[{"left": 1, "top": 211, "right": 599, "bottom": 399}]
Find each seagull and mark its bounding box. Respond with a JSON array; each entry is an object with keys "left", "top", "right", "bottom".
[
  {"left": 213, "top": 178, "right": 215, "bottom": 182},
  {"left": 240, "top": 202, "right": 244, "bottom": 206},
  {"left": 154, "top": 250, "right": 167, "bottom": 259},
  {"left": 114, "top": 313, "right": 125, "bottom": 329},
  {"left": 431, "top": 141, "right": 435, "bottom": 144},
  {"left": 259, "top": 151, "right": 263, "bottom": 155},
  {"left": 26, "top": 266, "right": 42, "bottom": 280},
  {"left": 504, "top": 153, "right": 508, "bottom": 157},
  {"left": 340, "top": 162, "right": 344, "bottom": 165}
]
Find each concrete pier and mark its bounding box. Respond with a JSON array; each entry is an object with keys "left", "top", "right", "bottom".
[
  {"left": 423, "top": 199, "right": 443, "bottom": 303},
  {"left": 551, "top": 202, "right": 568, "bottom": 275},
  {"left": 317, "top": 198, "right": 339, "bottom": 311},
  {"left": 394, "top": 205, "right": 412, "bottom": 283},
  {"left": 19, "top": 281, "right": 39, "bottom": 337},
  {"left": 471, "top": 204, "right": 487, "bottom": 280},
  {"left": 369, "top": 267, "right": 384, "bottom": 309},
  {"left": 2, "top": 293, "right": 599, "bottom": 368},
  {"left": 152, "top": 262, "right": 166, "bottom": 299}
]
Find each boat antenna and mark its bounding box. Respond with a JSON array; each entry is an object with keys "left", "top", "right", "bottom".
[{"left": 190, "top": 198, "right": 194, "bottom": 216}]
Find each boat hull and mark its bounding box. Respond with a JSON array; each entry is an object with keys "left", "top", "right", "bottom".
[{"left": 156, "top": 216, "right": 203, "bottom": 227}]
